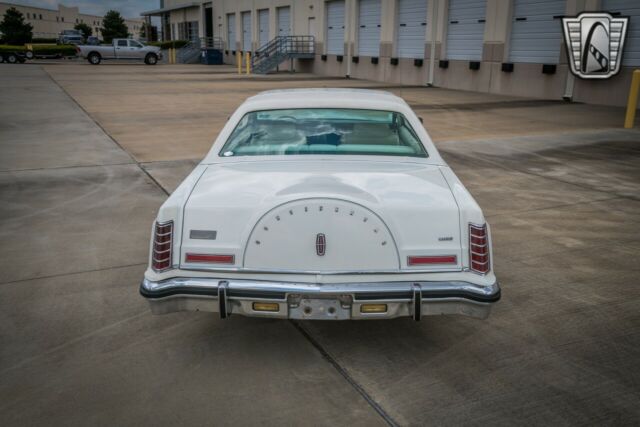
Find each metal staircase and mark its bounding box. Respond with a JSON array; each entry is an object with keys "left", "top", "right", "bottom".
[
  {"left": 175, "top": 37, "right": 224, "bottom": 64},
  {"left": 176, "top": 39, "right": 201, "bottom": 64},
  {"left": 252, "top": 36, "right": 315, "bottom": 74}
]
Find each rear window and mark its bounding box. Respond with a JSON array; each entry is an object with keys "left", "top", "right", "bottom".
[{"left": 219, "top": 108, "right": 427, "bottom": 158}]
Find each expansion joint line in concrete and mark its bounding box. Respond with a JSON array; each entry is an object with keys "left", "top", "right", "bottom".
[
  {"left": 41, "top": 66, "right": 170, "bottom": 197},
  {"left": 0, "top": 263, "right": 147, "bottom": 287},
  {"left": 290, "top": 320, "right": 399, "bottom": 427},
  {"left": 41, "top": 70, "right": 394, "bottom": 425}
]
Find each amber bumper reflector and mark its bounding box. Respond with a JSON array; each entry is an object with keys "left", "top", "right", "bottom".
[
  {"left": 252, "top": 302, "right": 280, "bottom": 312},
  {"left": 360, "top": 304, "right": 387, "bottom": 313}
]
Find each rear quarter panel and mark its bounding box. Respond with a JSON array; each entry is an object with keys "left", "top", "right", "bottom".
[{"left": 439, "top": 166, "right": 495, "bottom": 279}]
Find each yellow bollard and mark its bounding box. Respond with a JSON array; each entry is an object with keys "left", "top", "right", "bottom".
[
  {"left": 237, "top": 51, "right": 242, "bottom": 74},
  {"left": 624, "top": 69, "right": 640, "bottom": 129},
  {"left": 246, "top": 51, "right": 251, "bottom": 75}
]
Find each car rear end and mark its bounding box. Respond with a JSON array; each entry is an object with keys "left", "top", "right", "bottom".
[
  {"left": 140, "top": 90, "right": 500, "bottom": 320},
  {"left": 141, "top": 196, "right": 498, "bottom": 321}
]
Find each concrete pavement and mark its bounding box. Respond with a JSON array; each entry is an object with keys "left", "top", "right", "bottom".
[
  {"left": 1, "top": 62, "right": 639, "bottom": 426},
  {"left": 0, "top": 64, "right": 385, "bottom": 427}
]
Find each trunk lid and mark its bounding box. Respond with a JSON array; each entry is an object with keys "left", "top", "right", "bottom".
[{"left": 181, "top": 160, "right": 462, "bottom": 272}]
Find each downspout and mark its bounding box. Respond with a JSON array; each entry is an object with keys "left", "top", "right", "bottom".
[
  {"left": 562, "top": 0, "right": 579, "bottom": 101},
  {"left": 346, "top": 0, "right": 353, "bottom": 78},
  {"left": 290, "top": 0, "right": 295, "bottom": 72},
  {"left": 427, "top": 0, "right": 439, "bottom": 86}
]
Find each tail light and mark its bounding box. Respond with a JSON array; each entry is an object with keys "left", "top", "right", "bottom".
[
  {"left": 469, "top": 223, "right": 490, "bottom": 274},
  {"left": 152, "top": 221, "right": 173, "bottom": 272}
]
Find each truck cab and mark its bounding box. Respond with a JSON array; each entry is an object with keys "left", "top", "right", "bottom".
[{"left": 114, "top": 39, "right": 146, "bottom": 59}]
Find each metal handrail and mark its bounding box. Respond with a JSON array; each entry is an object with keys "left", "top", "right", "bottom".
[
  {"left": 200, "top": 36, "right": 224, "bottom": 50},
  {"left": 252, "top": 36, "right": 315, "bottom": 72}
]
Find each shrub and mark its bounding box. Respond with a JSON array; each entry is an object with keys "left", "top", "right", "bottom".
[
  {"left": 0, "top": 44, "right": 77, "bottom": 56},
  {"left": 0, "top": 44, "right": 26, "bottom": 52},
  {"left": 33, "top": 44, "right": 77, "bottom": 56}
]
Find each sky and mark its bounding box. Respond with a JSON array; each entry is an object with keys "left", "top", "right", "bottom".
[{"left": 7, "top": 0, "right": 158, "bottom": 19}]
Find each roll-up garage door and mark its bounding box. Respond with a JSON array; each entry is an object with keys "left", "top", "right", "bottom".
[
  {"left": 227, "top": 13, "right": 236, "bottom": 50},
  {"left": 603, "top": 0, "right": 640, "bottom": 66},
  {"left": 242, "top": 11, "right": 251, "bottom": 52},
  {"left": 396, "top": 0, "right": 427, "bottom": 58},
  {"left": 327, "top": 1, "right": 345, "bottom": 55},
  {"left": 446, "top": 0, "right": 487, "bottom": 60},
  {"left": 258, "top": 9, "right": 269, "bottom": 48},
  {"left": 509, "top": 0, "right": 566, "bottom": 63},
  {"left": 277, "top": 6, "right": 290, "bottom": 37},
  {"left": 358, "top": 0, "right": 381, "bottom": 56}
]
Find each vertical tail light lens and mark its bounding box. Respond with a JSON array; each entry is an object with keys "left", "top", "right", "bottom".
[
  {"left": 152, "top": 221, "right": 173, "bottom": 272},
  {"left": 469, "top": 223, "right": 490, "bottom": 274}
]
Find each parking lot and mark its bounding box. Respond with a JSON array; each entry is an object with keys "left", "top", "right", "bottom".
[{"left": 1, "top": 62, "right": 639, "bottom": 426}]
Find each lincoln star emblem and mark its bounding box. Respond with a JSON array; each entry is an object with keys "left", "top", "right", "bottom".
[
  {"left": 315, "top": 233, "right": 326, "bottom": 256},
  {"left": 562, "top": 12, "right": 629, "bottom": 79}
]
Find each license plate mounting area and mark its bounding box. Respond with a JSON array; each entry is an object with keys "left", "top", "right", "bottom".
[{"left": 287, "top": 294, "right": 353, "bottom": 320}]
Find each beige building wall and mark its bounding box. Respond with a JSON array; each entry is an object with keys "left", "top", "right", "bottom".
[
  {"left": 0, "top": 2, "right": 142, "bottom": 40},
  {"left": 158, "top": 0, "right": 638, "bottom": 107}
]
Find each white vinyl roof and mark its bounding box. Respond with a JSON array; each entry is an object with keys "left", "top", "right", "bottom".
[{"left": 243, "top": 89, "right": 409, "bottom": 112}]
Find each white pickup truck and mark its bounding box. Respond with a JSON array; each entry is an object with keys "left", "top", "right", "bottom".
[{"left": 76, "top": 38, "right": 162, "bottom": 65}]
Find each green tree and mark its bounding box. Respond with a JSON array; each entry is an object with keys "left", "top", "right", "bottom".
[
  {"left": 100, "top": 10, "right": 129, "bottom": 44},
  {"left": 0, "top": 7, "right": 33, "bottom": 44},
  {"left": 74, "top": 22, "right": 92, "bottom": 38}
]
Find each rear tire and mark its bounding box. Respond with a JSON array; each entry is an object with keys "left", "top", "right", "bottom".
[
  {"left": 25, "top": 50, "right": 34, "bottom": 60},
  {"left": 88, "top": 52, "right": 101, "bottom": 65},
  {"left": 144, "top": 53, "right": 158, "bottom": 65},
  {"left": 0, "top": 54, "right": 4, "bottom": 63},
  {"left": 6, "top": 53, "right": 18, "bottom": 64}
]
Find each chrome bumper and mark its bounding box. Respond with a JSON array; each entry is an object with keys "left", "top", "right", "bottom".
[{"left": 140, "top": 278, "right": 500, "bottom": 320}]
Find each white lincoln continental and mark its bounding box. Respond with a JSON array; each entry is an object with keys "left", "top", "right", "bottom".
[{"left": 140, "top": 89, "right": 500, "bottom": 320}]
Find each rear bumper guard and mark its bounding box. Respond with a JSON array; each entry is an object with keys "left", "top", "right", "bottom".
[{"left": 140, "top": 278, "right": 500, "bottom": 320}]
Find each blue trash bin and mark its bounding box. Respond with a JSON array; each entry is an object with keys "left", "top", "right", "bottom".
[{"left": 202, "top": 49, "right": 223, "bottom": 65}]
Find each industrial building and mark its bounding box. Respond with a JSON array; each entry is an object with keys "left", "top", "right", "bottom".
[
  {"left": 0, "top": 2, "right": 143, "bottom": 40},
  {"left": 148, "top": 0, "right": 637, "bottom": 107}
]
